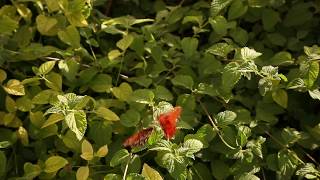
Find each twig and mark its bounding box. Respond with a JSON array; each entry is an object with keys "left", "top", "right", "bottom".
[
  {"left": 122, "top": 153, "right": 132, "bottom": 180},
  {"left": 105, "top": 0, "right": 113, "bottom": 16},
  {"left": 198, "top": 98, "right": 236, "bottom": 150},
  {"left": 263, "top": 129, "right": 305, "bottom": 165}
]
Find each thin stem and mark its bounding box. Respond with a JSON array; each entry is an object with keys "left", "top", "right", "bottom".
[
  {"left": 89, "top": 44, "right": 97, "bottom": 62},
  {"left": 116, "top": 54, "right": 124, "bottom": 86},
  {"left": 198, "top": 99, "right": 236, "bottom": 150},
  {"left": 263, "top": 129, "right": 305, "bottom": 165},
  {"left": 105, "top": 0, "right": 113, "bottom": 16},
  {"left": 154, "top": 66, "right": 175, "bottom": 85},
  {"left": 122, "top": 153, "right": 132, "bottom": 180}
]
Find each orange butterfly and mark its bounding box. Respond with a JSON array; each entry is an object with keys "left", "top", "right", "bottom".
[
  {"left": 123, "top": 128, "right": 153, "bottom": 148},
  {"left": 158, "top": 106, "right": 182, "bottom": 139}
]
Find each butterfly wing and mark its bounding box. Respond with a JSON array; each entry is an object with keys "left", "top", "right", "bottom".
[
  {"left": 123, "top": 128, "right": 153, "bottom": 148},
  {"left": 158, "top": 106, "right": 182, "bottom": 139}
]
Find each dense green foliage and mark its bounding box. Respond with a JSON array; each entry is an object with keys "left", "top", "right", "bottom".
[{"left": 0, "top": 0, "right": 320, "bottom": 179}]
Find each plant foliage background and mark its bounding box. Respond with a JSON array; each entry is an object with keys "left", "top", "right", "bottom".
[{"left": 0, "top": 0, "right": 320, "bottom": 179}]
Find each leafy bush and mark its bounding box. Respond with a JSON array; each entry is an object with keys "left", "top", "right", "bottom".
[{"left": 0, "top": 0, "right": 320, "bottom": 179}]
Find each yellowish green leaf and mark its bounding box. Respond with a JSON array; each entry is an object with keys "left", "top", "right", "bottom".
[
  {"left": 3, "top": 79, "right": 25, "bottom": 96},
  {"left": 42, "top": 113, "right": 64, "bottom": 128},
  {"left": 80, "top": 139, "right": 94, "bottom": 161},
  {"left": 96, "top": 145, "right": 108, "bottom": 158},
  {"left": 142, "top": 163, "right": 163, "bottom": 180},
  {"left": 95, "top": 107, "right": 120, "bottom": 121},
  {"left": 76, "top": 166, "right": 89, "bottom": 180},
  {"left": 44, "top": 156, "right": 68, "bottom": 173}
]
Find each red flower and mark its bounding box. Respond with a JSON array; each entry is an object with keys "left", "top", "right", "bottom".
[
  {"left": 158, "top": 106, "right": 182, "bottom": 139},
  {"left": 123, "top": 128, "right": 153, "bottom": 148}
]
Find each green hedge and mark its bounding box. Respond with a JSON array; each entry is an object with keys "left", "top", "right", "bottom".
[{"left": 0, "top": 0, "right": 319, "bottom": 179}]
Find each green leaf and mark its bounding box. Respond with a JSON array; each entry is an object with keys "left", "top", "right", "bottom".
[
  {"left": 284, "top": 3, "right": 313, "bottom": 27},
  {"left": 171, "top": 75, "right": 194, "bottom": 90},
  {"left": 96, "top": 107, "right": 120, "bottom": 121},
  {"left": 17, "top": 126, "right": 29, "bottom": 146},
  {"left": 32, "top": 90, "right": 58, "bottom": 104},
  {"left": 110, "top": 149, "right": 129, "bottom": 167},
  {"left": 211, "top": 160, "right": 230, "bottom": 180},
  {"left": 0, "top": 151, "right": 6, "bottom": 177},
  {"left": 229, "top": 27, "right": 248, "bottom": 46},
  {"left": 181, "top": 37, "right": 198, "bottom": 59},
  {"left": 58, "top": 59, "right": 80, "bottom": 81},
  {"left": 247, "top": 0, "right": 269, "bottom": 7},
  {"left": 23, "top": 162, "right": 41, "bottom": 179},
  {"left": 36, "top": 15, "right": 59, "bottom": 36},
  {"left": 222, "top": 62, "right": 241, "bottom": 91},
  {"left": 154, "top": 85, "right": 173, "bottom": 101},
  {"left": 65, "top": 111, "right": 87, "bottom": 140},
  {"left": 301, "top": 61, "right": 319, "bottom": 89},
  {"left": 238, "top": 174, "right": 260, "bottom": 180},
  {"left": 191, "top": 163, "right": 213, "bottom": 180},
  {"left": 126, "top": 173, "right": 145, "bottom": 180},
  {"left": 111, "top": 82, "right": 133, "bottom": 101},
  {"left": 39, "top": 61, "right": 56, "bottom": 75},
  {"left": 0, "top": 15, "right": 19, "bottom": 35},
  {"left": 66, "top": 11, "right": 88, "bottom": 27},
  {"left": 228, "top": 0, "right": 248, "bottom": 20},
  {"left": 130, "top": 89, "right": 154, "bottom": 104},
  {"left": 45, "top": 72, "right": 62, "bottom": 91},
  {"left": 182, "top": 16, "right": 203, "bottom": 25},
  {"left": 120, "top": 109, "right": 140, "bottom": 127},
  {"left": 240, "top": 47, "right": 262, "bottom": 61},
  {"left": 3, "top": 79, "right": 25, "bottom": 96},
  {"left": 267, "top": 33, "right": 287, "bottom": 46},
  {"left": 96, "top": 145, "right": 108, "bottom": 157},
  {"left": 58, "top": 25, "right": 81, "bottom": 48},
  {"left": 89, "top": 74, "right": 112, "bottom": 93},
  {"left": 44, "top": 156, "right": 68, "bottom": 173},
  {"left": 246, "top": 136, "right": 266, "bottom": 158},
  {"left": 0, "top": 69, "right": 7, "bottom": 83},
  {"left": 278, "top": 150, "right": 299, "bottom": 176},
  {"left": 0, "top": 141, "right": 11, "bottom": 149},
  {"left": 272, "top": 89, "right": 288, "bottom": 108},
  {"left": 142, "top": 163, "right": 163, "bottom": 180},
  {"left": 304, "top": 45, "right": 320, "bottom": 60},
  {"left": 116, "top": 34, "right": 134, "bottom": 51},
  {"left": 216, "top": 110, "right": 237, "bottom": 128},
  {"left": 5, "top": 96, "right": 16, "bottom": 112},
  {"left": 281, "top": 128, "right": 301, "bottom": 146},
  {"left": 269, "top": 52, "right": 293, "bottom": 66},
  {"left": 210, "top": 0, "right": 233, "bottom": 17},
  {"left": 209, "top": 16, "right": 228, "bottom": 35},
  {"left": 80, "top": 139, "right": 94, "bottom": 161},
  {"left": 76, "top": 166, "right": 89, "bottom": 180},
  {"left": 108, "top": 49, "right": 122, "bottom": 60},
  {"left": 160, "top": 153, "right": 175, "bottom": 173},
  {"left": 104, "top": 174, "right": 122, "bottom": 180},
  {"left": 45, "top": 0, "right": 60, "bottom": 12},
  {"left": 183, "top": 139, "right": 203, "bottom": 157},
  {"left": 206, "top": 43, "right": 234, "bottom": 57},
  {"left": 197, "top": 83, "right": 218, "bottom": 97},
  {"left": 127, "top": 76, "right": 152, "bottom": 88},
  {"left": 42, "top": 113, "right": 64, "bottom": 128},
  {"left": 262, "top": 9, "right": 280, "bottom": 31},
  {"left": 296, "top": 163, "right": 319, "bottom": 179},
  {"left": 16, "top": 96, "right": 34, "bottom": 112},
  {"left": 308, "top": 89, "right": 320, "bottom": 100},
  {"left": 88, "top": 121, "right": 112, "bottom": 147}
]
